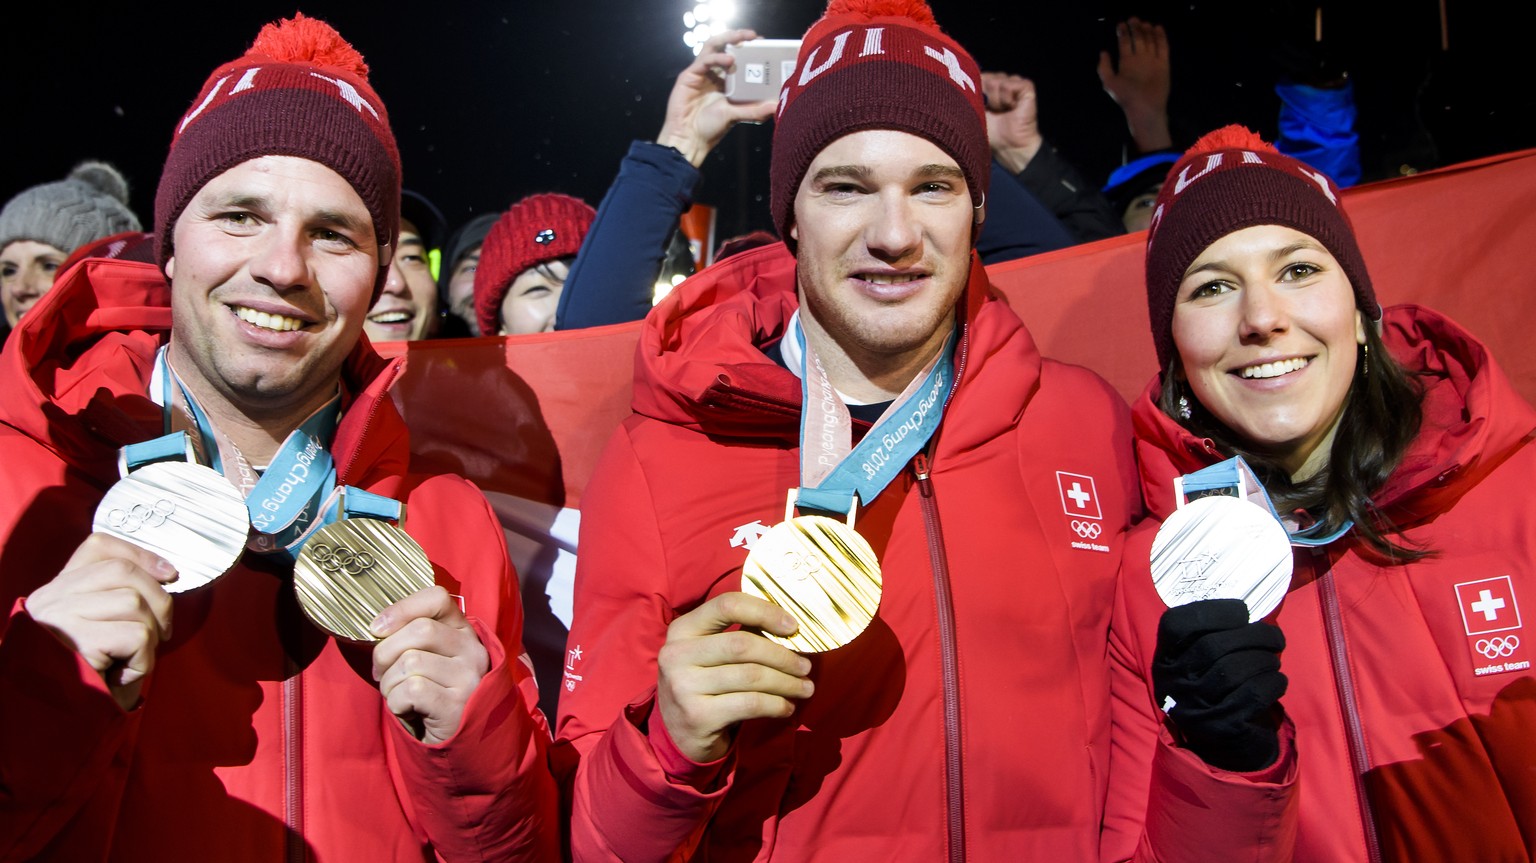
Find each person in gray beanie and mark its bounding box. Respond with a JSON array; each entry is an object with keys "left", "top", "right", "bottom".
[{"left": 0, "top": 160, "right": 141, "bottom": 330}]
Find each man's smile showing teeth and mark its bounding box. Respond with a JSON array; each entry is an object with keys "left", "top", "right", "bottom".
[
  {"left": 861, "top": 273, "right": 922, "bottom": 285},
  {"left": 234, "top": 306, "right": 305, "bottom": 332},
  {"left": 369, "top": 310, "right": 413, "bottom": 324},
  {"left": 1240, "top": 357, "right": 1308, "bottom": 379}
]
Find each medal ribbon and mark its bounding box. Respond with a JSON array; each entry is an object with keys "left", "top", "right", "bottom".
[
  {"left": 1176, "top": 456, "right": 1352, "bottom": 547},
  {"left": 122, "top": 348, "right": 404, "bottom": 559},
  {"left": 789, "top": 311, "right": 957, "bottom": 516}
]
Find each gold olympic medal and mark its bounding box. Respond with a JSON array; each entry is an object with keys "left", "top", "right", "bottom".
[
  {"left": 93, "top": 461, "right": 249, "bottom": 593},
  {"left": 293, "top": 518, "right": 435, "bottom": 642},
  {"left": 741, "top": 515, "right": 882, "bottom": 653},
  {"left": 1150, "top": 494, "right": 1293, "bottom": 622}
]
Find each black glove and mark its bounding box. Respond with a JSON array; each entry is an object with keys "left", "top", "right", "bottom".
[{"left": 1151, "top": 598, "right": 1288, "bottom": 772}]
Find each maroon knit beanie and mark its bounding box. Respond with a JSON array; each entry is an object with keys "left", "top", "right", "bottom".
[
  {"left": 1144, "top": 125, "right": 1379, "bottom": 377},
  {"left": 474, "top": 193, "right": 596, "bottom": 337},
  {"left": 154, "top": 14, "right": 401, "bottom": 302},
  {"left": 769, "top": 0, "right": 989, "bottom": 249}
]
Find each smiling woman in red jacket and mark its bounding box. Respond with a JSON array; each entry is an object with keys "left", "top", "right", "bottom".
[{"left": 1110, "top": 125, "right": 1536, "bottom": 862}]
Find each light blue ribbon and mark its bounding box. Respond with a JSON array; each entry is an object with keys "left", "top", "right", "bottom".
[
  {"left": 1179, "top": 456, "right": 1352, "bottom": 547},
  {"left": 790, "top": 317, "right": 956, "bottom": 516}
]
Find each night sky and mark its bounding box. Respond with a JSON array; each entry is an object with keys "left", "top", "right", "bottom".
[{"left": 6, "top": 1, "right": 1531, "bottom": 244}]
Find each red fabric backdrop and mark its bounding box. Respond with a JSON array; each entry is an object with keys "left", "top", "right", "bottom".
[{"left": 379, "top": 147, "right": 1536, "bottom": 505}]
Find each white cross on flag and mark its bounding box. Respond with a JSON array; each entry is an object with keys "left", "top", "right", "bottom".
[
  {"left": 1456, "top": 576, "right": 1521, "bottom": 636},
  {"left": 1055, "top": 471, "right": 1102, "bottom": 521}
]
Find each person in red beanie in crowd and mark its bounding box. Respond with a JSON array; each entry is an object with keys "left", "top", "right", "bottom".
[
  {"left": 474, "top": 193, "right": 596, "bottom": 337},
  {"left": 554, "top": 1, "right": 1291, "bottom": 860},
  {"left": 1112, "top": 125, "right": 1536, "bottom": 861},
  {"left": 0, "top": 14, "right": 558, "bottom": 861}
]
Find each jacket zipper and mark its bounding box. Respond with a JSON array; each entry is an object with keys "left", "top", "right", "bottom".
[
  {"left": 284, "top": 659, "right": 304, "bottom": 863},
  {"left": 1315, "top": 550, "right": 1383, "bottom": 863},
  {"left": 913, "top": 452, "right": 965, "bottom": 863},
  {"left": 280, "top": 366, "right": 393, "bottom": 861}
]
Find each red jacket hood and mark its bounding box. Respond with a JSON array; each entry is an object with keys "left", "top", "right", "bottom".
[
  {"left": 0, "top": 258, "right": 409, "bottom": 489},
  {"left": 1132, "top": 303, "right": 1536, "bottom": 524},
  {"left": 633, "top": 241, "right": 1044, "bottom": 452}
]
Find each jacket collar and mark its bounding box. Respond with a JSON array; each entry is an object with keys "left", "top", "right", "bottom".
[{"left": 633, "top": 241, "right": 1043, "bottom": 455}]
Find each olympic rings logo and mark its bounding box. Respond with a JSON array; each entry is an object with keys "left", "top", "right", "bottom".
[
  {"left": 1071, "top": 520, "right": 1102, "bottom": 539},
  {"left": 107, "top": 499, "right": 176, "bottom": 534},
  {"left": 1476, "top": 635, "right": 1520, "bottom": 659},
  {"left": 784, "top": 550, "right": 823, "bottom": 582},
  {"left": 309, "top": 543, "right": 377, "bottom": 576}
]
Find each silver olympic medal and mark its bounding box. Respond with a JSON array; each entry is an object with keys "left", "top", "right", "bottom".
[
  {"left": 1150, "top": 494, "right": 1293, "bottom": 622},
  {"left": 93, "top": 461, "right": 249, "bottom": 593}
]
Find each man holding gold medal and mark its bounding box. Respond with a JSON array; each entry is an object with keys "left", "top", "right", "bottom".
[
  {"left": 556, "top": 1, "right": 1287, "bottom": 859},
  {"left": 0, "top": 15, "right": 557, "bottom": 862}
]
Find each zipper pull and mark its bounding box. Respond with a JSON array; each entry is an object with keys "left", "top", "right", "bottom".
[{"left": 913, "top": 453, "right": 934, "bottom": 498}]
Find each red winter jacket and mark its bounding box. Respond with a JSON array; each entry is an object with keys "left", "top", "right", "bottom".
[
  {"left": 555, "top": 243, "right": 1292, "bottom": 862},
  {"left": 1113, "top": 304, "right": 1536, "bottom": 862},
  {"left": 0, "top": 259, "right": 559, "bottom": 861}
]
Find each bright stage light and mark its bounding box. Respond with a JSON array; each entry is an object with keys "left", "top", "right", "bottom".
[{"left": 681, "top": 1, "right": 737, "bottom": 54}]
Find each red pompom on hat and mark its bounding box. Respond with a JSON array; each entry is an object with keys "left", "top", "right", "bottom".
[
  {"left": 154, "top": 13, "right": 401, "bottom": 301},
  {"left": 1143, "top": 124, "right": 1378, "bottom": 376},
  {"left": 473, "top": 193, "right": 596, "bottom": 337},
  {"left": 769, "top": 0, "right": 988, "bottom": 249}
]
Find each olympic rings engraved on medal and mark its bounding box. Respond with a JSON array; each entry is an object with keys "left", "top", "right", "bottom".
[
  {"left": 308, "top": 543, "right": 378, "bottom": 577},
  {"left": 1071, "top": 519, "right": 1102, "bottom": 539},
  {"left": 784, "top": 550, "right": 824, "bottom": 582},
  {"left": 106, "top": 499, "right": 177, "bottom": 534},
  {"left": 1476, "top": 635, "right": 1520, "bottom": 659}
]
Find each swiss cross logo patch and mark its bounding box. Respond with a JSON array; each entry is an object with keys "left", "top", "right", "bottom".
[
  {"left": 1457, "top": 576, "right": 1521, "bottom": 636},
  {"left": 1454, "top": 576, "right": 1530, "bottom": 678},
  {"left": 1055, "top": 472, "right": 1102, "bottom": 520},
  {"left": 1056, "top": 471, "right": 1109, "bottom": 553}
]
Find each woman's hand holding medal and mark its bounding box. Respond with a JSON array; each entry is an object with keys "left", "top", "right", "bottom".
[
  {"left": 1150, "top": 598, "right": 1288, "bottom": 772},
  {"left": 26, "top": 533, "right": 180, "bottom": 711},
  {"left": 371, "top": 585, "right": 491, "bottom": 745},
  {"left": 656, "top": 592, "right": 815, "bottom": 764}
]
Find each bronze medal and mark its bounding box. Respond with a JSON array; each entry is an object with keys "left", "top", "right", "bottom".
[
  {"left": 741, "top": 515, "right": 882, "bottom": 653},
  {"left": 93, "top": 461, "right": 249, "bottom": 593},
  {"left": 1150, "top": 494, "right": 1293, "bottom": 621},
  {"left": 293, "top": 518, "right": 435, "bottom": 642}
]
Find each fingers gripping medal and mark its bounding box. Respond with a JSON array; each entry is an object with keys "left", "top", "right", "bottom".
[
  {"left": 743, "top": 493, "right": 882, "bottom": 653},
  {"left": 94, "top": 439, "right": 249, "bottom": 592},
  {"left": 1150, "top": 458, "right": 1294, "bottom": 622},
  {"left": 293, "top": 490, "right": 435, "bottom": 642}
]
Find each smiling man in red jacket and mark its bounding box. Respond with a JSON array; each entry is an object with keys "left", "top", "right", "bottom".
[
  {"left": 555, "top": 2, "right": 1295, "bottom": 861},
  {"left": 0, "top": 15, "right": 557, "bottom": 862}
]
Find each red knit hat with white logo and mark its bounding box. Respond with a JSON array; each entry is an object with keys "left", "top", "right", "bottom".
[
  {"left": 769, "top": 0, "right": 988, "bottom": 248},
  {"left": 154, "top": 14, "right": 401, "bottom": 301},
  {"left": 473, "top": 193, "right": 596, "bottom": 337},
  {"left": 1144, "top": 124, "right": 1378, "bottom": 376}
]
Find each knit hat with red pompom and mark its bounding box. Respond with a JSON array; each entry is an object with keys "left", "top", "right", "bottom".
[
  {"left": 473, "top": 193, "right": 595, "bottom": 337},
  {"left": 154, "top": 13, "right": 401, "bottom": 299},
  {"left": 1144, "top": 124, "right": 1378, "bottom": 375},
  {"left": 769, "top": 0, "right": 988, "bottom": 248}
]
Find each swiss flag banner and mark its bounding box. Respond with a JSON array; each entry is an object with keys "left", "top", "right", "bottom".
[
  {"left": 376, "top": 324, "right": 638, "bottom": 717},
  {"left": 376, "top": 147, "right": 1536, "bottom": 711}
]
